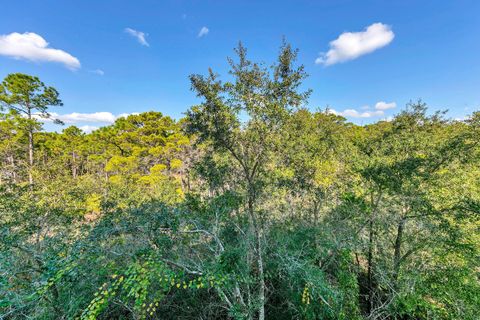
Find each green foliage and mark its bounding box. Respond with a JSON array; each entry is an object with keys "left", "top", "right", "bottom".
[
  {"left": 1, "top": 48, "right": 479, "bottom": 320},
  {"left": 0, "top": 73, "right": 63, "bottom": 117}
]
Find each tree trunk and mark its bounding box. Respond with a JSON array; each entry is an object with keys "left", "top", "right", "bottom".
[
  {"left": 247, "top": 183, "right": 265, "bottom": 320},
  {"left": 366, "top": 210, "right": 374, "bottom": 313},
  {"left": 313, "top": 199, "right": 319, "bottom": 226},
  {"left": 393, "top": 217, "right": 405, "bottom": 288},
  {"left": 366, "top": 191, "right": 381, "bottom": 313},
  {"left": 72, "top": 151, "right": 77, "bottom": 178},
  {"left": 27, "top": 108, "right": 34, "bottom": 185},
  {"left": 257, "top": 229, "right": 265, "bottom": 320},
  {"left": 10, "top": 155, "right": 17, "bottom": 183},
  {"left": 104, "top": 159, "right": 109, "bottom": 181}
]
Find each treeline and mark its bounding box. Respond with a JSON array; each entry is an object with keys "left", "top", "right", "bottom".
[{"left": 1, "top": 43, "right": 479, "bottom": 320}]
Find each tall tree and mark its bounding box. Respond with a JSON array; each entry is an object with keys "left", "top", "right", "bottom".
[
  {"left": 186, "top": 41, "right": 310, "bottom": 319},
  {"left": 0, "top": 73, "right": 63, "bottom": 185}
]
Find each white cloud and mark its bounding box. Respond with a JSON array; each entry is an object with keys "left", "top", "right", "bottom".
[
  {"left": 124, "top": 28, "right": 149, "bottom": 46},
  {"left": 34, "top": 112, "right": 117, "bottom": 123},
  {"left": 375, "top": 101, "right": 396, "bottom": 110},
  {"left": 327, "top": 101, "right": 396, "bottom": 119},
  {"left": 89, "top": 69, "right": 104, "bottom": 76},
  {"left": 198, "top": 26, "right": 209, "bottom": 38},
  {"left": 454, "top": 116, "right": 470, "bottom": 122},
  {"left": 117, "top": 112, "right": 139, "bottom": 119},
  {"left": 315, "top": 23, "right": 394, "bottom": 66},
  {"left": 328, "top": 108, "right": 384, "bottom": 118},
  {"left": 0, "top": 32, "right": 80, "bottom": 70},
  {"left": 58, "top": 112, "right": 117, "bottom": 123},
  {"left": 33, "top": 112, "right": 140, "bottom": 130},
  {"left": 79, "top": 125, "right": 99, "bottom": 133}
]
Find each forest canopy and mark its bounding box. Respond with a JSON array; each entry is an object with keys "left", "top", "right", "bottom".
[{"left": 1, "top": 44, "right": 479, "bottom": 320}]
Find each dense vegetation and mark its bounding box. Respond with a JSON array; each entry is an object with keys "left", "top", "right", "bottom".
[{"left": 1, "top": 44, "right": 479, "bottom": 320}]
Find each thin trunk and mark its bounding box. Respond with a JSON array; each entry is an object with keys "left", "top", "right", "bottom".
[
  {"left": 393, "top": 217, "right": 405, "bottom": 288},
  {"left": 104, "top": 159, "right": 109, "bottom": 181},
  {"left": 366, "top": 191, "right": 382, "bottom": 313},
  {"left": 247, "top": 182, "right": 265, "bottom": 320},
  {"left": 367, "top": 189, "right": 383, "bottom": 314},
  {"left": 10, "top": 155, "right": 17, "bottom": 183},
  {"left": 72, "top": 151, "right": 78, "bottom": 178},
  {"left": 313, "top": 199, "right": 319, "bottom": 226},
  {"left": 257, "top": 230, "right": 265, "bottom": 320},
  {"left": 27, "top": 108, "right": 34, "bottom": 185},
  {"left": 188, "top": 173, "right": 191, "bottom": 192},
  {"left": 366, "top": 211, "right": 374, "bottom": 314}
]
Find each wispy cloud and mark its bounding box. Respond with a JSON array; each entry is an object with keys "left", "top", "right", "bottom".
[
  {"left": 374, "top": 101, "right": 396, "bottom": 110},
  {"left": 328, "top": 101, "right": 396, "bottom": 118},
  {"left": 34, "top": 112, "right": 127, "bottom": 124},
  {"left": 198, "top": 26, "right": 209, "bottom": 38},
  {"left": 79, "top": 125, "right": 99, "bottom": 133},
  {"left": 124, "top": 28, "right": 149, "bottom": 46},
  {"left": 454, "top": 116, "right": 471, "bottom": 122},
  {"left": 0, "top": 32, "right": 80, "bottom": 70},
  {"left": 316, "top": 23, "right": 394, "bottom": 66},
  {"left": 54, "top": 112, "right": 117, "bottom": 123},
  {"left": 329, "top": 109, "right": 384, "bottom": 118},
  {"left": 89, "top": 69, "right": 104, "bottom": 76},
  {"left": 35, "top": 112, "right": 142, "bottom": 125},
  {"left": 117, "top": 113, "right": 138, "bottom": 119}
]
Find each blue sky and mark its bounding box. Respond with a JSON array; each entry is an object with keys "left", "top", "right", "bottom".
[{"left": 1, "top": 0, "right": 479, "bottom": 131}]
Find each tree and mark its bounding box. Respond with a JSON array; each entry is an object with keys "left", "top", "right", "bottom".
[
  {"left": 280, "top": 109, "right": 353, "bottom": 224},
  {"left": 0, "top": 73, "right": 63, "bottom": 185},
  {"left": 351, "top": 101, "right": 480, "bottom": 317},
  {"left": 186, "top": 41, "right": 310, "bottom": 319},
  {"left": 0, "top": 111, "right": 26, "bottom": 183}
]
